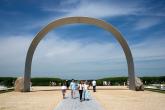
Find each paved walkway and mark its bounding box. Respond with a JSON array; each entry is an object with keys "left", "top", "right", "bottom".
[{"left": 54, "top": 91, "right": 105, "bottom": 110}]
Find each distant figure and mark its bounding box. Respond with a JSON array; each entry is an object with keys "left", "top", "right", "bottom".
[
  {"left": 61, "top": 81, "right": 67, "bottom": 99},
  {"left": 124, "top": 82, "right": 126, "bottom": 86},
  {"left": 59, "top": 82, "right": 61, "bottom": 86},
  {"left": 52, "top": 82, "right": 55, "bottom": 86},
  {"left": 78, "top": 80, "right": 84, "bottom": 102},
  {"left": 54, "top": 82, "right": 57, "bottom": 86},
  {"left": 49, "top": 81, "right": 52, "bottom": 86},
  {"left": 103, "top": 81, "right": 107, "bottom": 86},
  {"left": 92, "top": 80, "right": 96, "bottom": 92},
  {"left": 70, "top": 79, "right": 76, "bottom": 98},
  {"left": 108, "top": 81, "right": 111, "bottom": 86}
]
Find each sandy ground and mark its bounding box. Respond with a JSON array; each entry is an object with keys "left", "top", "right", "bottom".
[
  {"left": 91, "top": 86, "right": 165, "bottom": 110},
  {"left": 0, "top": 86, "right": 62, "bottom": 110},
  {"left": 1, "top": 86, "right": 165, "bottom": 110}
]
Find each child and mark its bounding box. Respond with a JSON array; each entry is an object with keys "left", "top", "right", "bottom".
[{"left": 61, "top": 82, "right": 67, "bottom": 99}]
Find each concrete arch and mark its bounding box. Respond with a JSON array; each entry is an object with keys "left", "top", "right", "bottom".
[{"left": 24, "top": 17, "right": 136, "bottom": 92}]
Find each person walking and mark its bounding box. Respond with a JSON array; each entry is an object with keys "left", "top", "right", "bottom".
[
  {"left": 92, "top": 80, "right": 97, "bottom": 92},
  {"left": 61, "top": 81, "right": 67, "bottom": 99},
  {"left": 70, "top": 79, "right": 76, "bottom": 98},
  {"left": 78, "top": 80, "right": 84, "bottom": 102},
  {"left": 84, "top": 81, "right": 90, "bottom": 100}
]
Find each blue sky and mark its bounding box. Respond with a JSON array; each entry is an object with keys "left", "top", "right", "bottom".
[{"left": 0, "top": 0, "right": 165, "bottom": 79}]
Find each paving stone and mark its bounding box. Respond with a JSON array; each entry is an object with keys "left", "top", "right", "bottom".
[{"left": 54, "top": 91, "right": 105, "bottom": 110}]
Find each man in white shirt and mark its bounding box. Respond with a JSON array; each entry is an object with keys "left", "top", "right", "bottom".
[
  {"left": 70, "top": 79, "right": 76, "bottom": 98},
  {"left": 92, "top": 80, "right": 96, "bottom": 92}
]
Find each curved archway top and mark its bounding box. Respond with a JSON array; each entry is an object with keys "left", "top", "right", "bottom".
[
  {"left": 31, "top": 17, "right": 130, "bottom": 52},
  {"left": 24, "top": 16, "right": 136, "bottom": 92}
]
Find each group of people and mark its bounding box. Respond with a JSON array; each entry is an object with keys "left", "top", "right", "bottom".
[{"left": 61, "top": 79, "right": 97, "bottom": 102}]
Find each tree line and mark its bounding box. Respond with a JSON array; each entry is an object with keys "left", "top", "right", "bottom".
[{"left": 0, "top": 76, "right": 165, "bottom": 87}]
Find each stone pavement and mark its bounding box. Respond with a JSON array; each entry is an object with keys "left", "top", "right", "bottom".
[{"left": 54, "top": 91, "right": 105, "bottom": 110}]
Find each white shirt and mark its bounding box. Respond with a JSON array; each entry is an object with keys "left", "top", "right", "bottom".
[
  {"left": 92, "top": 80, "right": 96, "bottom": 86},
  {"left": 78, "top": 84, "right": 84, "bottom": 90},
  {"left": 84, "top": 84, "right": 89, "bottom": 90},
  {"left": 70, "top": 82, "right": 76, "bottom": 90},
  {"left": 61, "top": 86, "right": 67, "bottom": 90}
]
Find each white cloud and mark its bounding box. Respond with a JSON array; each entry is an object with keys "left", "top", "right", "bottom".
[
  {"left": 134, "top": 18, "right": 162, "bottom": 30},
  {"left": 0, "top": 34, "right": 126, "bottom": 78},
  {"left": 32, "top": 33, "right": 125, "bottom": 66},
  {"left": 0, "top": 33, "right": 165, "bottom": 78},
  {"left": 42, "top": 0, "right": 142, "bottom": 18},
  {"left": 131, "top": 37, "right": 165, "bottom": 61},
  {"left": 0, "top": 36, "right": 31, "bottom": 75},
  {"left": 65, "top": 2, "right": 139, "bottom": 18},
  {"left": 0, "top": 0, "right": 165, "bottom": 79}
]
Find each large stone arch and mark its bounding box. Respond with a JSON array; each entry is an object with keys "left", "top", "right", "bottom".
[{"left": 23, "top": 17, "right": 136, "bottom": 92}]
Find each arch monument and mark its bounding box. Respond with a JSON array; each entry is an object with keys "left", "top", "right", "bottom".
[{"left": 23, "top": 17, "right": 137, "bottom": 92}]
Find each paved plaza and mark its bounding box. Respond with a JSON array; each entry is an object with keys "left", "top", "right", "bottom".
[
  {"left": 54, "top": 91, "right": 104, "bottom": 110},
  {"left": 1, "top": 86, "right": 165, "bottom": 110}
]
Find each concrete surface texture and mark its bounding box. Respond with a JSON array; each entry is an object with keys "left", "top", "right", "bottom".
[{"left": 54, "top": 91, "right": 105, "bottom": 110}]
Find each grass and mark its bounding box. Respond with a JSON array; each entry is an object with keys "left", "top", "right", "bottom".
[
  {"left": 0, "top": 88, "right": 14, "bottom": 94},
  {"left": 145, "top": 88, "right": 165, "bottom": 94}
]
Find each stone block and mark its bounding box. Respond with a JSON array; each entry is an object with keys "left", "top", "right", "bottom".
[
  {"left": 14, "top": 77, "right": 24, "bottom": 92},
  {"left": 135, "top": 76, "right": 144, "bottom": 91}
]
